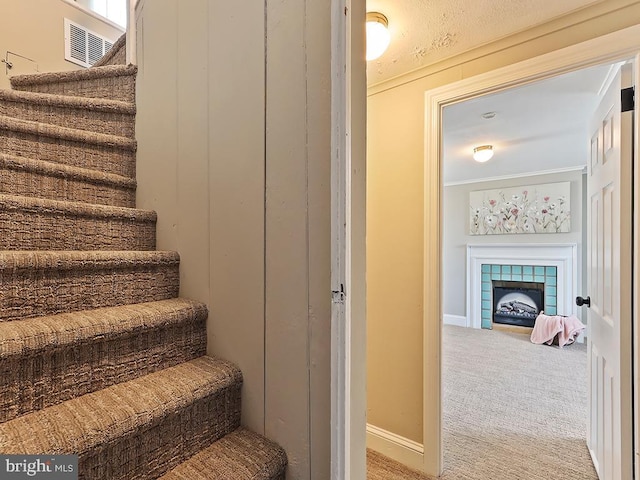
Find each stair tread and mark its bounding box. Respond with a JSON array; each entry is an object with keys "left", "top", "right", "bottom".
[
  {"left": 160, "top": 428, "right": 287, "bottom": 480},
  {"left": 10, "top": 64, "right": 137, "bottom": 87},
  {"left": 0, "top": 115, "right": 136, "bottom": 151},
  {"left": 0, "top": 152, "right": 136, "bottom": 186},
  {"left": 0, "top": 356, "right": 242, "bottom": 454},
  {"left": 0, "top": 250, "right": 179, "bottom": 271},
  {"left": 0, "top": 88, "right": 135, "bottom": 113},
  {"left": 0, "top": 192, "right": 155, "bottom": 221},
  {"left": 0, "top": 298, "right": 206, "bottom": 358}
]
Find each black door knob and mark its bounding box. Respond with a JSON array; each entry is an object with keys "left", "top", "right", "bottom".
[{"left": 576, "top": 296, "right": 591, "bottom": 307}]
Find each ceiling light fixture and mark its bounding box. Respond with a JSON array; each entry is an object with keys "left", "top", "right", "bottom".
[
  {"left": 366, "top": 12, "right": 390, "bottom": 61},
  {"left": 473, "top": 145, "right": 494, "bottom": 163}
]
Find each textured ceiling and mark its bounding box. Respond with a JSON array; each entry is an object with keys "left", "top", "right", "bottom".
[{"left": 366, "top": 0, "right": 606, "bottom": 84}]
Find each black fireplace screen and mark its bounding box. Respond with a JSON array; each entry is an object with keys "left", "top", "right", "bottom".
[{"left": 492, "top": 280, "right": 544, "bottom": 328}]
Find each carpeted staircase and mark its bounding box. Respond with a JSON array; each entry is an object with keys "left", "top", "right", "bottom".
[{"left": 0, "top": 37, "right": 287, "bottom": 479}]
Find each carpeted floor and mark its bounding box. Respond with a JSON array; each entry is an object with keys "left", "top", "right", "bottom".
[
  {"left": 367, "top": 449, "right": 436, "bottom": 480},
  {"left": 368, "top": 325, "right": 596, "bottom": 480}
]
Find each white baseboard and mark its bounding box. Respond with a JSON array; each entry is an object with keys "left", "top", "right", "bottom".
[
  {"left": 576, "top": 324, "right": 587, "bottom": 344},
  {"left": 443, "top": 314, "right": 468, "bottom": 327},
  {"left": 366, "top": 423, "right": 424, "bottom": 472}
]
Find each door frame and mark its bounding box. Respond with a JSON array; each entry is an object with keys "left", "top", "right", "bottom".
[
  {"left": 633, "top": 54, "right": 640, "bottom": 480},
  {"left": 423, "top": 25, "right": 640, "bottom": 476},
  {"left": 331, "top": 0, "right": 367, "bottom": 479}
]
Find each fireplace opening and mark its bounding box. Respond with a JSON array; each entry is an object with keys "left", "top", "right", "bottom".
[{"left": 492, "top": 280, "right": 544, "bottom": 328}]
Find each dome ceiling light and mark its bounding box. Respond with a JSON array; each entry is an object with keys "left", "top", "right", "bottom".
[
  {"left": 366, "top": 12, "right": 390, "bottom": 61},
  {"left": 473, "top": 145, "right": 494, "bottom": 163}
]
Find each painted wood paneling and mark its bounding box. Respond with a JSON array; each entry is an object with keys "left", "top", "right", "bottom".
[
  {"left": 208, "top": 0, "right": 266, "bottom": 435},
  {"left": 264, "top": 0, "right": 312, "bottom": 476}
]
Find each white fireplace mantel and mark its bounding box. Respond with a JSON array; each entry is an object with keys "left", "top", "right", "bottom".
[{"left": 466, "top": 243, "right": 578, "bottom": 329}]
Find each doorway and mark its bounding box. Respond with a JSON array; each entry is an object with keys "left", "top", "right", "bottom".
[
  {"left": 422, "top": 28, "right": 640, "bottom": 478},
  {"left": 439, "top": 62, "right": 619, "bottom": 478}
]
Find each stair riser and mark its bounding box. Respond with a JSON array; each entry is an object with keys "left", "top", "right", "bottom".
[
  {"left": 81, "top": 387, "right": 241, "bottom": 480},
  {"left": 1, "top": 317, "right": 206, "bottom": 422},
  {"left": 0, "top": 101, "right": 135, "bottom": 138},
  {"left": 0, "top": 209, "right": 156, "bottom": 250},
  {"left": 108, "top": 47, "right": 126, "bottom": 66},
  {"left": 95, "top": 44, "right": 126, "bottom": 67},
  {"left": 0, "top": 165, "right": 135, "bottom": 207},
  {"left": 0, "top": 266, "right": 179, "bottom": 321},
  {"left": 0, "top": 131, "right": 135, "bottom": 178},
  {"left": 12, "top": 75, "right": 135, "bottom": 103}
]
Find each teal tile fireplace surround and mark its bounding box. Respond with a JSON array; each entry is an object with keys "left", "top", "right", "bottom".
[
  {"left": 481, "top": 263, "right": 557, "bottom": 329},
  {"left": 467, "top": 244, "right": 576, "bottom": 331}
]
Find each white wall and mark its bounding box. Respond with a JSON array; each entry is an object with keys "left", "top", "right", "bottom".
[
  {"left": 443, "top": 170, "right": 585, "bottom": 319},
  {"left": 75, "top": 0, "right": 127, "bottom": 28}
]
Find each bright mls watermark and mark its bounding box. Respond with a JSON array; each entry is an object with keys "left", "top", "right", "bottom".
[{"left": 0, "top": 455, "right": 78, "bottom": 479}]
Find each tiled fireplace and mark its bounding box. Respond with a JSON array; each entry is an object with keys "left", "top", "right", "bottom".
[
  {"left": 467, "top": 244, "right": 577, "bottom": 330},
  {"left": 481, "top": 264, "right": 557, "bottom": 328}
]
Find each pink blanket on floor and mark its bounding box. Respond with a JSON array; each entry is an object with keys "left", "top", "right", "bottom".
[{"left": 530, "top": 312, "right": 586, "bottom": 347}]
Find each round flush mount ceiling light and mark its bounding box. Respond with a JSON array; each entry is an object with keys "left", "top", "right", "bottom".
[
  {"left": 473, "top": 145, "right": 494, "bottom": 163},
  {"left": 366, "top": 12, "right": 390, "bottom": 61}
]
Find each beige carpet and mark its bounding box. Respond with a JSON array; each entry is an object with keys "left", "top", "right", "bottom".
[
  {"left": 367, "top": 449, "right": 436, "bottom": 480},
  {"left": 368, "top": 325, "right": 596, "bottom": 480}
]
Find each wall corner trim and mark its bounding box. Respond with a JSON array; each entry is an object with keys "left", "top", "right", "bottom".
[
  {"left": 366, "top": 423, "right": 425, "bottom": 471},
  {"left": 443, "top": 166, "right": 587, "bottom": 187},
  {"left": 443, "top": 314, "right": 468, "bottom": 327},
  {"left": 59, "top": 0, "right": 126, "bottom": 33}
]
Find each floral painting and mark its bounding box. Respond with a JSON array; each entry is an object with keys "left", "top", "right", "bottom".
[{"left": 469, "top": 182, "right": 570, "bottom": 235}]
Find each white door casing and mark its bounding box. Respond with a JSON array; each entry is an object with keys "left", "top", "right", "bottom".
[
  {"left": 126, "top": 0, "right": 141, "bottom": 65},
  {"left": 586, "top": 63, "right": 634, "bottom": 480},
  {"left": 634, "top": 53, "right": 640, "bottom": 480},
  {"left": 332, "top": 0, "right": 367, "bottom": 479},
  {"left": 425, "top": 26, "right": 640, "bottom": 477}
]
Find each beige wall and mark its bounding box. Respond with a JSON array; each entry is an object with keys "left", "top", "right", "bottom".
[
  {"left": 134, "top": 1, "right": 364, "bottom": 478},
  {"left": 0, "top": 0, "right": 123, "bottom": 89},
  {"left": 367, "top": 0, "right": 640, "bottom": 444},
  {"left": 443, "top": 170, "right": 585, "bottom": 319}
]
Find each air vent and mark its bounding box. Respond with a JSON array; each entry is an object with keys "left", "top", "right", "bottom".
[{"left": 64, "top": 19, "right": 116, "bottom": 68}]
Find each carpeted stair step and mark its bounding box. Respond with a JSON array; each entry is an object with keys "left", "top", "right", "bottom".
[
  {"left": 0, "top": 356, "right": 242, "bottom": 480},
  {"left": 160, "top": 427, "right": 287, "bottom": 480},
  {"left": 0, "top": 298, "right": 207, "bottom": 422},
  {"left": 93, "top": 33, "right": 127, "bottom": 67},
  {"left": 10, "top": 64, "right": 137, "bottom": 103},
  {"left": 0, "top": 115, "right": 136, "bottom": 178},
  {"left": 0, "top": 250, "right": 180, "bottom": 321},
  {"left": 0, "top": 153, "right": 136, "bottom": 207},
  {"left": 0, "top": 193, "right": 156, "bottom": 250},
  {"left": 161, "top": 428, "right": 287, "bottom": 480},
  {"left": 0, "top": 89, "right": 136, "bottom": 138}
]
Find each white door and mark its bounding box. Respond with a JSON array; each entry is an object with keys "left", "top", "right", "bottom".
[{"left": 586, "top": 63, "right": 634, "bottom": 480}]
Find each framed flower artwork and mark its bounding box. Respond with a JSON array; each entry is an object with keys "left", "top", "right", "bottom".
[{"left": 469, "top": 182, "right": 571, "bottom": 235}]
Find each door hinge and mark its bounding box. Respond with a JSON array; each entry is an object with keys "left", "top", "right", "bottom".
[
  {"left": 331, "top": 284, "right": 346, "bottom": 304},
  {"left": 621, "top": 86, "right": 634, "bottom": 112}
]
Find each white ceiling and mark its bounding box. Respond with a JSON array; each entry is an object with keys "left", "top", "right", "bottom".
[
  {"left": 366, "top": 0, "right": 606, "bottom": 85},
  {"left": 442, "top": 62, "right": 617, "bottom": 184}
]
